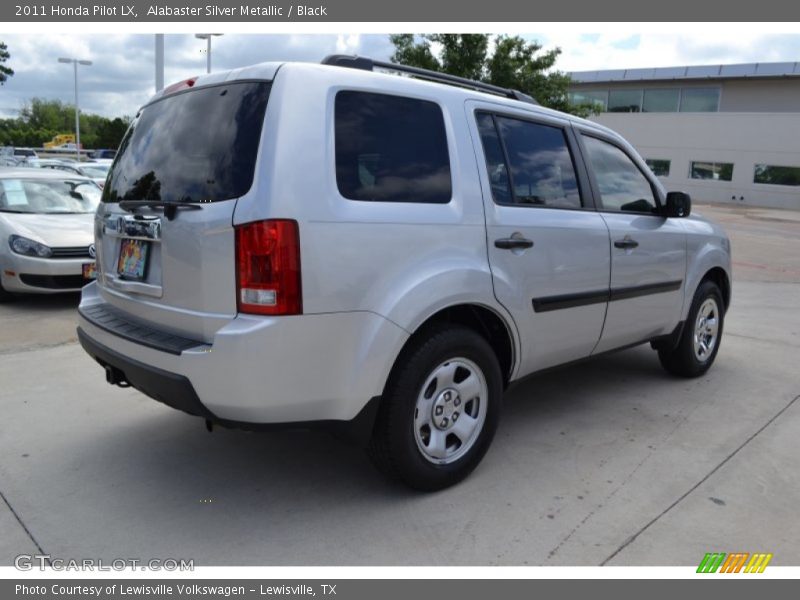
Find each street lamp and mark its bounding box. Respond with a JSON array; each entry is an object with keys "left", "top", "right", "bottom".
[
  {"left": 195, "top": 34, "right": 223, "bottom": 74},
  {"left": 58, "top": 57, "right": 92, "bottom": 161}
]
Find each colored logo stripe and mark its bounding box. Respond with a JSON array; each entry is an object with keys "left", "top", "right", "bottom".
[
  {"left": 697, "top": 552, "right": 773, "bottom": 573},
  {"left": 720, "top": 553, "right": 749, "bottom": 573},
  {"left": 697, "top": 553, "right": 726, "bottom": 573},
  {"left": 744, "top": 553, "right": 773, "bottom": 573}
]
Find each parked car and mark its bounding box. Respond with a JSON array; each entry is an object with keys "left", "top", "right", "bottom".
[
  {"left": 11, "top": 148, "right": 40, "bottom": 167},
  {"left": 77, "top": 57, "right": 732, "bottom": 490},
  {"left": 38, "top": 159, "right": 110, "bottom": 188},
  {"left": 88, "top": 149, "right": 117, "bottom": 160},
  {"left": 0, "top": 169, "right": 100, "bottom": 299}
]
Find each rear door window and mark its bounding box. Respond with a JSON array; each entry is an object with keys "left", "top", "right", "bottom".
[
  {"left": 103, "top": 81, "right": 271, "bottom": 204},
  {"left": 334, "top": 91, "right": 452, "bottom": 203},
  {"left": 476, "top": 113, "right": 583, "bottom": 209}
]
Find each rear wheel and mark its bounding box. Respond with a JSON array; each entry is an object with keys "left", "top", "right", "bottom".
[
  {"left": 658, "top": 280, "right": 724, "bottom": 377},
  {"left": 368, "top": 325, "right": 503, "bottom": 491}
]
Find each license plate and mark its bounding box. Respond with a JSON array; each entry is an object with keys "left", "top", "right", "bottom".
[
  {"left": 117, "top": 239, "right": 150, "bottom": 281},
  {"left": 82, "top": 262, "right": 97, "bottom": 280}
]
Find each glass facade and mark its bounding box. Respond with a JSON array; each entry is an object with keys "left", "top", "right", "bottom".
[
  {"left": 645, "top": 159, "right": 671, "bottom": 177},
  {"left": 754, "top": 165, "right": 800, "bottom": 187},
  {"left": 608, "top": 89, "right": 643, "bottom": 113},
  {"left": 690, "top": 161, "right": 734, "bottom": 182},
  {"left": 679, "top": 88, "right": 720, "bottom": 112},
  {"left": 643, "top": 89, "right": 680, "bottom": 112},
  {"left": 569, "top": 86, "right": 720, "bottom": 113}
]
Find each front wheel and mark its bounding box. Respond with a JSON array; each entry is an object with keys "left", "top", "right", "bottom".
[
  {"left": 658, "top": 280, "right": 724, "bottom": 377},
  {"left": 367, "top": 325, "right": 503, "bottom": 491},
  {"left": 0, "top": 280, "right": 14, "bottom": 303}
]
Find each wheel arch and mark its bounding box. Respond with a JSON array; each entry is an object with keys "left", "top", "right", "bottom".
[
  {"left": 391, "top": 303, "right": 518, "bottom": 388},
  {"left": 700, "top": 266, "right": 731, "bottom": 312}
]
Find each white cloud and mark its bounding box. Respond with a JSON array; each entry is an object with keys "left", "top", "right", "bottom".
[{"left": 0, "top": 31, "right": 798, "bottom": 119}]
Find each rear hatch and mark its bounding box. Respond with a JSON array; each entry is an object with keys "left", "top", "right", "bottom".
[{"left": 94, "top": 79, "right": 272, "bottom": 343}]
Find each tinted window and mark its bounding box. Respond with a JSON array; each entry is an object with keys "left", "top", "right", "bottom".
[
  {"left": 335, "top": 91, "right": 451, "bottom": 203},
  {"left": 608, "top": 89, "right": 643, "bottom": 113},
  {"left": 582, "top": 136, "right": 657, "bottom": 213},
  {"left": 645, "top": 159, "right": 671, "bottom": 177},
  {"left": 690, "top": 161, "right": 733, "bottom": 181},
  {"left": 643, "top": 89, "right": 679, "bottom": 112},
  {"left": 569, "top": 90, "right": 608, "bottom": 111},
  {"left": 680, "top": 88, "right": 719, "bottom": 112},
  {"left": 754, "top": 164, "right": 800, "bottom": 187},
  {"left": 104, "top": 82, "right": 271, "bottom": 203},
  {"left": 490, "top": 116, "right": 582, "bottom": 209},
  {"left": 475, "top": 113, "right": 512, "bottom": 204}
]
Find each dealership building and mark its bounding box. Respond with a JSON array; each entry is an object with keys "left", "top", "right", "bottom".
[{"left": 568, "top": 62, "right": 800, "bottom": 209}]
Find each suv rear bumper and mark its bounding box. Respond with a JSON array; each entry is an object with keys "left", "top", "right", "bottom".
[
  {"left": 77, "top": 328, "right": 382, "bottom": 441},
  {"left": 77, "top": 288, "right": 409, "bottom": 426}
]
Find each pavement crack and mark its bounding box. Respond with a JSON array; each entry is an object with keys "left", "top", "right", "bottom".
[
  {"left": 600, "top": 392, "right": 800, "bottom": 566},
  {"left": 724, "top": 332, "right": 799, "bottom": 349},
  {"left": 0, "top": 488, "right": 48, "bottom": 560},
  {"left": 0, "top": 339, "right": 78, "bottom": 356}
]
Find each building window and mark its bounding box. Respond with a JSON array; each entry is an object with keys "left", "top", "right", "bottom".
[
  {"left": 690, "top": 161, "right": 733, "bottom": 181},
  {"left": 608, "top": 89, "right": 643, "bottom": 113},
  {"left": 642, "top": 89, "right": 679, "bottom": 112},
  {"left": 569, "top": 90, "right": 608, "bottom": 111},
  {"left": 334, "top": 91, "right": 452, "bottom": 203},
  {"left": 754, "top": 164, "right": 800, "bottom": 187},
  {"left": 645, "top": 159, "right": 671, "bottom": 177},
  {"left": 679, "top": 88, "right": 720, "bottom": 112}
]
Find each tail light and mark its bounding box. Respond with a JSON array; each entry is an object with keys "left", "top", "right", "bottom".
[{"left": 235, "top": 220, "right": 302, "bottom": 316}]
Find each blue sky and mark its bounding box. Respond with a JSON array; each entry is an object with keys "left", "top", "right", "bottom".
[{"left": 1, "top": 32, "right": 799, "bottom": 119}]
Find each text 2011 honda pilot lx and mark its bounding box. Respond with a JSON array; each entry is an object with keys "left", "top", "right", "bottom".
[{"left": 77, "top": 56, "right": 732, "bottom": 490}]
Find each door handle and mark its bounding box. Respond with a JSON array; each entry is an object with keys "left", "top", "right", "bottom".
[
  {"left": 614, "top": 238, "right": 639, "bottom": 249},
  {"left": 495, "top": 237, "right": 534, "bottom": 250}
]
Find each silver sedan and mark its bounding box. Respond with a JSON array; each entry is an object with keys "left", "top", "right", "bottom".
[{"left": 0, "top": 168, "right": 101, "bottom": 299}]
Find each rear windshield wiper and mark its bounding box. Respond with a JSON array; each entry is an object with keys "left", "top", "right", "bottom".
[{"left": 118, "top": 200, "right": 203, "bottom": 221}]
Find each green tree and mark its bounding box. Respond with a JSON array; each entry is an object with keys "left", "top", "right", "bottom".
[
  {"left": 1, "top": 98, "right": 130, "bottom": 149},
  {"left": 390, "top": 34, "right": 593, "bottom": 117},
  {"left": 0, "top": 41, "right": 13, "bottom": 86}
]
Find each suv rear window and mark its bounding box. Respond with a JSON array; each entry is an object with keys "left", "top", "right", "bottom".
[
  {"left": 103, "top": 81, "right": 271, "bottom": 204},
  {"left": 334, "top": 91, "right": 452, "bottom": 204}
]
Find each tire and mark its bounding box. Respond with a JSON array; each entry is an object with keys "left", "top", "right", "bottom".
[
  {"left": 658, "top": 280, "right": 724, "bottom": 378},
  {"left": 367, "top": 324, "right": 503, "bottom": 491},
  {"left": 0, "top": 280, "right": 14, "bottom": 303}
]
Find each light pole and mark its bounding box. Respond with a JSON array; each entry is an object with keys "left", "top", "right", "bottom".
[
  {"left": 195, "top": 34, "right": 223, "bottom": 74},
  {"left": 58, "top": 57, "right": 92, "bottom": 161},
  {"left": 155, "top": 34, "right": 164, "bottom": 92}
]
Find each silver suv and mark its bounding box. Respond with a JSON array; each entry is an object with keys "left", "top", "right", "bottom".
[{"left": 78, "top": 56, "right": 732, "bottom": 490}]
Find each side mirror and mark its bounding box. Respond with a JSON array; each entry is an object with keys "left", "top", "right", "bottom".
[{"left": 663, "top": 191, "right": 691, "bottom": 218}]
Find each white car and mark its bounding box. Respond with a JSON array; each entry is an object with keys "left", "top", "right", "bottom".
[
  {"left": 0, "top": 169, "right": 101, "bottom": 299},
  {"left": 39, "top": 160, "right": 111, "bottom": 189}
]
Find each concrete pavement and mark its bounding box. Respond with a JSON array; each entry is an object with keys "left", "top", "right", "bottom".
[{"left": 0, "top": 203, "right": 798, "bottom": 566}]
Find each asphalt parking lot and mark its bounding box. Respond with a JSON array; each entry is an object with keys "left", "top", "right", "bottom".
[{"left": 1, "top": 203, "right": 798, "bottom": 567}]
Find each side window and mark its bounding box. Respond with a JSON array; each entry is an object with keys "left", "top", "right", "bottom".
[
  {"left": 478, "top": 114, "right": 582, "bottom": 209},
  {"left": 582, "top": 136, "right": 658, "bottom": 213},
  {"left": 334, "top": 91, "right": 452, "bottom": 204},
  {"left": 475, "top": 113, "right": 512, "bottom": 204}
]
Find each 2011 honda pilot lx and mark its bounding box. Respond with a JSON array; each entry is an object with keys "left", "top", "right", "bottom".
[{"left": 77, "top": 56, "right": 732, "bottom": 490}]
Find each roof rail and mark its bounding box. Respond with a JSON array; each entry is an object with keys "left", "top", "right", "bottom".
[{"left": 321, "top": 54, "right": 538, "bottom": 105}]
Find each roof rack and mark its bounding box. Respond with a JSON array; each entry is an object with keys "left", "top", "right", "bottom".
[{"left": 321, "top": 54, "right": 538, "bottom": 105}]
